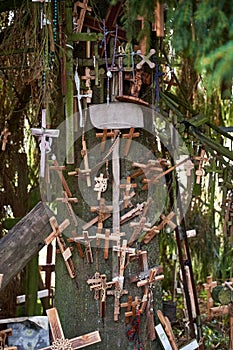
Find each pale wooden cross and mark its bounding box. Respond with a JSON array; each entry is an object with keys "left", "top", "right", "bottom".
[
  {"left": 119, "top": 176, "right": 137, "bottom": 208},
  {"left": 41, "top": 307, "right": 101, "bottom": 350},
  {"left": 113, "top": 239, "right": 135, "bottom": 290},
  {"left": 81, "top": 67, "right": 95, "bottom": 103},
  {"left": 73, "top": 0, "right": 92, "bottom": 33},
  {"left": 128, "top": 198, "right": 153, "bottom": 245},
  {"left": 50, "top": 159, "right": 72, "bottom": 197},
  {"left": 45, "top": 216, "right": 76, "bottom": 279},
  {"left": 131, "top": 159, "right": 164, "bottom": 179},
  {"left": 31, "top": 109, "right": 60, "bottom": 177},
  {"left": 91, "top": 198, "right": 113, "bottom": 236},
  {"left": 96, "top": 129, "right": 115, "bottom": 152},
  {"left": 202, "top": 275, "right": 217, "bottom": 319},
  {"left": 87, "top": 273, "right": 116, "bottom": 318},
  {"left": 1, "top": 127, "right": 11, "bottom": 151},
  {"left": 193, "top": 148, "right": 208, "bottom": 184},
  {"left": 121, "top": 128, "right": 140, "bottom": 156},
  {"left": 56, "top": 191, "right": 78, "bottom": 227},
  {"left": 73, "top": 230, "right": 96, "bottom": 263},
  {"left": 107, "top": 280, "right": 128, "bottom": 321},
  {"left": 136, "top": 49, "right": 156, "bottom": 70},
  {"left": 143, "top": 211, "right": 176, "bottom": 244}
]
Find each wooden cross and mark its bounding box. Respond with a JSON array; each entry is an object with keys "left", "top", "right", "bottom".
[
  {"left": 202, "top": 275, "right": 217, "bottom": 319},
  {"left": 56, "top": 191, "right": 78, "bottom": 227},
  {"left": 143, "top": 211, "right": 176, "bottom": 244},
  {"left": 121, "top": 296, "right": 141, "bottom": 322},
  {"left": 31, "top": 109, "right": 60, "bottom": 177},
  {"left": 87, "top": 273, "right": 116, "bottom": 318},
  {"left": 73, "top": 0, "right": 92, "bottom": 33},
  {"left": 81, "top": 67, "right": 95, "bottom": 103},
  {"left": 96, "top": 129, "right": 115, "bottom": 152},
  {"left": 73, "top": 230, "right": 96, "bottom": 263},
  {"left": 113, "top": 239, "right": 135, "bottom": 290},
  {"left": 120, "top": 202, "right": 144, "bottom": 225},
  {"left": 74, "top": 69, "right": 92, "bottom": 128},
  {"left": 131, "top": 159, "right": 164, "bottom": 179},
  {"left": 107, "top": 280, "right": 128, "bottom": 321},
  {"left": 193, "top": 148, "right": 208, "bottom": 184},
  {"left": 81, "top": 139, "right": 92, "bottom": 187},
  {"left": 45, "top": 216, "right": 76, "bottom": 278},
  {"left": 128, "top": 198, "right": 152, "bottom": 245},
  {"left": 119, "top": 176, "right": 137, "bottom": 208},
  {"left": 96, "top": 229, "right": 121, "bottom": 260},
  {"left": 183, "top": 159, "right": 194, "bottom": 176},
  {"left": 39, "top": 243, "right": 55, "bottom": 305},
  {"left": 41, "top": 307, "right": 101, "bottom": 350},
  {"left": 136, "top": 49, "right": 156, "bottom": 70},
  {"left": 50, "top": 159, "right": 72, "bottom": 197},
  {"left": 121, "top": 128, "right": 140, "bottom": 156},
  {"left": 1, "top": 127, "right": 11, "bottom": 151},
  {"left": 0, "top": 328, "right": 17, "bottom": 350},
  {"left": 91, "top": 198, "right": 113, "bottom": 235}
]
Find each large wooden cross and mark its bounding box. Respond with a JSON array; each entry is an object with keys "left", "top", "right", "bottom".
[
  {"left": 45, "top": 216, "right": 76, "bottom": 278},
  {"left": 41, "top": 307, "right": 101, "bottom": 350}
]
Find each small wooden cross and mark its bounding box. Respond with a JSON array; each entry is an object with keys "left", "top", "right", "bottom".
[
  {"left": 81, "top": 67, "right": 95, "bottom": 103},
  {"left": 136, "top": 49, "right": 156, "bottom": 70},
  {"left": 0, "top": 328, "right": 17, "bottom": 350},
  {"left": 107, "top": 280, "right": 128, "bottom": 321},
  {"left": 1, "top": 127, "right": 11, "bottom": 151},
  {"left": 128, "top": 198, "right": 152, "bottom": 245},
  {"left": 113, "top": 239, "right": 135, "bottom": 290},
  {"left": 94, "top": 173, "right": 108, "bottom": 200},
  {"left": 121, "top": 128, "right": 140, "bottom": 156},
  {"left": 120, "top": 203, "right": 144, "bottom": 225},
  {"left": 203, "top": 275, "right": 217, "bottom": 319},
  {"left": 42, "top": 307, "right": 101, "bottom": 349},
  {"left": 91, "top": 198, "right": 113, "bottom": 235},
  {"left": 119, "top": 176, "right": 137, "bottom": 208},
  {"left": 45, "top": 216, "right": 76, "bottom": 278},
  {"left": 131, "top": 159, "right": 164, "bottom": 179},
  {"left": 121, "top": 296, "right": 141, "bottom": 322},
  {"left": 73, "top": 230, "right": 96, "bottom": 263},
  {"left": 56, "top": 191, "right": 78, "bottom": 227},
  {"left": 96, "top": 229, "right": 121, "bottom": 260},
  {"left": 143, "top": 211, "right": 176, "bottom": 244},
  {"left": 193, "top": 148, "right": 208, "bottom": 184},
  {"left": 96, "top": 129, "right": 115, "bottom": 152},
  {"left": 87, "top": 274, "right": 116, "bottom": 318},
  {"left": 73, "top": 0, "right": 92, "bottom": 33},
  {"left": 50, "top": 159, "right": 72, "bottom": 197}
]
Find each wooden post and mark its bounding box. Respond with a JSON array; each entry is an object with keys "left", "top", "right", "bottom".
[
  {"left": 40, "top": 307, "right": 101, "bottom": 350},
  {"left": 0, "top": 202, "right": 54, "bottom": 291}
]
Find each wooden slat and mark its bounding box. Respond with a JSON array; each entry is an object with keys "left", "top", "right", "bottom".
[{"left": 46, "top": 308, "right": 64, "bottom": 341}]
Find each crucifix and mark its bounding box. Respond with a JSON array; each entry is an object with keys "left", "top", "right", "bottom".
[
  {"left": 31, "top": 109, "right": 60, "bottom": 177},
  {"left": 91, "top": 198, "right": 113, "bottom": 235},
  {"left": 45, "top": 216, "right": 76, "bottom": 279},
  {"left": 113, "top": 239, "right": 135, "bottom": 290},
  {"left": 143, "top": 211, "right": 176, "bottom": 244},
  {"left": 73, "top": 0, "right": 92, "bottom": 33},
  {"left": 107, "top": 280, "right": 128, "bottom": 321},
  {"left": 73, "top": 230, "right": 96, "bottom": 263},
  {"left": 119, "top": 176, "right": 137, "bottom": 208},
  {"left": 56, "top": 191, "right": 78, "bottom": 227},
  {"left": 128, "top": 198, "right": 153, "bottom": 245},
  {"left": 193, "top": 148, "right": 208, "bottom": 184},
  {"left": 41, "top": 307, "right": 101, "bottom": 350},
  {"left": 87, "top": 273, "right": 116, "bottom": 319},
  {"left": 50, "top": 158, "right": 72, "bottom": 197},
  {"left": 1, "top": 127, "right": 11, "bottom": 151},
  {"left": 202, "top": 275, "right": 217, "bottom": 319}
]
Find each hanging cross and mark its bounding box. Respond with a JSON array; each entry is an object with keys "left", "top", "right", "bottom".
[
  {"left": 73, "top": 230, "right": 96, "bottom": 263},
  {"left": 120, "top": 296, "right": 141, "bottom": 321},
  {"left": 121, "top": 128, "right": 140, "bottom": 156},
  {"left": 1, "top": 127, "right": 11, "bottom": 151},
  {"left": 91, "top": 198, "right": 113, "bottom": 235},
  {"left": 193, "top": 148, "right": 208, "bottom": 184},
  {"left": 75, "top": 69, "right": 92, "bottom": 128},
  {"left": 56, "top": 191, "right": 78, "bottom": 227},
  {"left": 107, "top": 280, "right": 128, "bottom": 321},
  {"left": 113, "top": 239, "right": 135, "bottom": 290},
  {"left": 96, "top": 129, "right": 115, "bottom": 152},
  {"left": 87, "top": 274, "right": 116, "bottom": 319},
  {"left": 119, "top": 176, "right": 137, "bottom": 208},
  {"left": 42, "top": 307, "right": 101, "bottom": 349},
  {"left": 131, "top": 159, "right": 165, "bottom": 179},
  {"left": 50, "top": 158, "right": 72, "bottom": 197},
  {"left": 202, "top": 276, "right": 217, "bottom": 319},
  {"left": 120, "top": 202, "right": 144, "bottom": 225},
  {"left": 128, "top": 198, "right": 153, "bottom": 245},
  {"left": 183, "top": 158, "right": 194, "bottom": 176},
  {"left": 143, "top": 211, "right": 176, "bottom": 243},
  {"left": 94, "top": 173, "right": 108, "bottom": 200},
  {"left": 73, "top": 0, "right": 92, "bottom": 33},
  {"left": 81, "top": 67, "right": 95, "bottom": 103},
  {"left": 31, "top": 109, "right": 60, "bottom": 177},
  {"left": 45, "top": 216, "right": 76, "bottom": 279},
  {"left": 136, "top": 49, "right": 156, "bottom": 70},
  {"left": 96, "top": 229, "right": 121, "bottom": 260}
]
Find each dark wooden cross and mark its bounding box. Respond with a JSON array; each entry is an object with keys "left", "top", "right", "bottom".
[
  {"left": 128, "top": 198, "right": 153, "bottom": 245},
  {"left": 91, "top": 198, "right": 113, "bottom": 235},
  {"left": 73, "top": 0, "right": 92, "bottom": 33},
  {"left": 120, "top": 296, "right": 141, "bottom": 322},
  {"left": 193, "top": 148, "right": 208, "bottom": 184},
  {"left": 87, "top": 273, "right": 116, "bottom": 319},
  {"left": 39, "top": 243, "right": 55, "bottom": 306},
  {"left": 56, "top": 191, "right": 78, "bottom": 227},
  {"left": 121, "top": 128, "right": 140, "bottom": 156},
  {"left": 40, "top": 307, "right": 101, "bottom": 350},
  {"left": 107, "top": 280, "right": 128, "bottom": 321},
  {"left": 45, "top": 216, "right": 76, "bottom": 278},
  {"left": 143, "top": 211, "right": 176, "bottom": 244},
  {"left": 119, "top": 176, "right": 137, "bottom": 208},
  {"left": 1, "top": 127, "right": 11, "bottom": 151}
]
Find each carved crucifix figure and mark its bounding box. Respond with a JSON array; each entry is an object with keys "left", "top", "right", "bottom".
[
  {"left": 87, "top": 274, "right": 116, "bottom": 319},
  {"left": 56, "top": 191, "right": 78, "bottom": 227},
  {"left": 107, "top": 280, "right": 128, "bottom": 321},
  {"left": 41, "top": 307, "right": 101, "bottom": 350},
  {"left": 1, "top": 127, "right": 11, "bottom": 151},
  {"left": 45, "top": 216, "right": 76, "bottom": 279}
]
